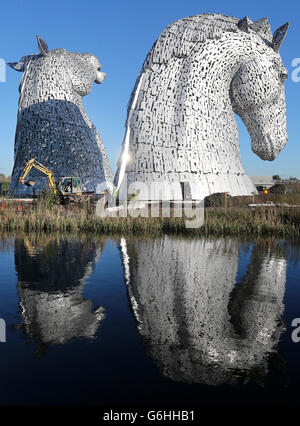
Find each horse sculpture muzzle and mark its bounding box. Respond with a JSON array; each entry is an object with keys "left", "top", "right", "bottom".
[
  {"left": 234, "top": 86, "right": 288, "bottom": 161},
  {"left": 95, "top": 71, "right": 106, "bottom": 84}
]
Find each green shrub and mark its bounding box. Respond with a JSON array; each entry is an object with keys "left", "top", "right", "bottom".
[{"left": 38, "top": 189, "right": 61, "bottom": 207}]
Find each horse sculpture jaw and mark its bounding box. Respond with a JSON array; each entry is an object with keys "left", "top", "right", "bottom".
[{"left": 238, "top": 95, "right": 288, "bottom": 161}]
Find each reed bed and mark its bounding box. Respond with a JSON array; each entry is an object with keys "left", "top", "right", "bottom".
[{"left": 1, "top": 200, "right": 300, "bottom": 238}]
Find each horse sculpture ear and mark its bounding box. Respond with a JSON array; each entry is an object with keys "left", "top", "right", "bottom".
[
  {"left": 272, "top": 22, "right": 290, "bottom": 52},
  {"left": 7, "top": 62, "right": 24, "bottom": 71},
  {"left": 7, "top": 55, "right": 33, "bottom": 72},
  {"left": 36, "top": 35, "right": 50, "bottom": 56},
  {"left": 238, "top": 17, "right": 252, "bottom": 33}
]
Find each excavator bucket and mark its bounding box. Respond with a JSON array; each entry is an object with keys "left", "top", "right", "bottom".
[{"left": 24, "top": 179, "right": 36, "bottom": 187}]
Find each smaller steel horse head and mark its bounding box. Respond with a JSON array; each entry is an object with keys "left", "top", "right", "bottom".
[{"left": 8, "top": 36, "right": 106, "bottom": 97}]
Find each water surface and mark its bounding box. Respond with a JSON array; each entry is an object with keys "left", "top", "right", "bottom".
[{"left": 0, "top": 233, "right": 300, "bottom": 406}]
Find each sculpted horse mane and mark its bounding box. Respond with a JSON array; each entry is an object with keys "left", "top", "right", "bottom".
[
  {"left": 115, "top": 14, "right": 289, "bottom": 200},
  {"left": 9, "top": 36, "right": 112, "bottom": 194}
]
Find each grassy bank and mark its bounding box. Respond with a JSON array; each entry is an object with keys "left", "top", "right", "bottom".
[{"left": 1, "top": 198, "right": 300, "bottom": 238}]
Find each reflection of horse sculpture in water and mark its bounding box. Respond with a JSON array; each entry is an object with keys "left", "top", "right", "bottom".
[
  {"left": 120, "top": 237, "right": 287, "bottom": 385},
  {"left": 115, "top": 15, "right": 289, "bottom": 200},
  {"left": 9, "top": 36, "right": 112, "bottom": 195},
  {"left": 14, "top": 235, "right": 106, "bottom": 356}
]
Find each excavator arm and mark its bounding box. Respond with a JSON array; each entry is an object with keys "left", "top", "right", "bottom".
[{"left": 19, "top": 158, "right": 57, "bottom": 193}]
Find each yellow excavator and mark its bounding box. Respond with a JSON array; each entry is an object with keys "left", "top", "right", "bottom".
[{"left": 19, "top": 158, "right": 83, "bottom": 199}]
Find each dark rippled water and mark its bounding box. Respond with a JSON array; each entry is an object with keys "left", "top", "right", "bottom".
[{"left": 0, "top": 233, "right": 300, "bottom": 407}]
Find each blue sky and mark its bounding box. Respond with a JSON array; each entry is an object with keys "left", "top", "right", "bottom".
[{"left": 0, "top": 0, "right": 299, "bottom": 178}]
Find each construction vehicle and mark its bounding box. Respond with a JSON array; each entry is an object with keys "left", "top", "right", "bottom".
[{"left": 19, "top": 158, "right": 83, "bottom": 201}]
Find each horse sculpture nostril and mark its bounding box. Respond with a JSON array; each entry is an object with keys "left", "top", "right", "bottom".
[{"left": 280, "top": 72, "right": 288, "bottom": 82}]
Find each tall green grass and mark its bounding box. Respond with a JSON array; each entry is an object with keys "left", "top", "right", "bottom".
[{"left": 1, "top": 200, "right": 300, "bottom": 237}]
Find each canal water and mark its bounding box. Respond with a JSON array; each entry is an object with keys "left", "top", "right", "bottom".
[{"left": 0, "top": 233, "right": 300, "bottom": 407}]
